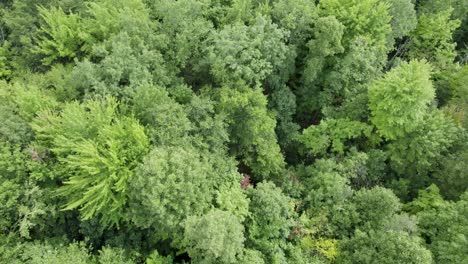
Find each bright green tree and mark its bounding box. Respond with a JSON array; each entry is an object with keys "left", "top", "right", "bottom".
[
  {"left": 408, "top": 9, "right": 460, "bottom": 69},
  {"left": 32, "top": 97, "right": 149, "bottom": 226},
  {"left": 299, "top": 118, "right": 372, "bottom": 156},
  {"left": 369, "top": 60, "right": 434, "bottom": 140}
]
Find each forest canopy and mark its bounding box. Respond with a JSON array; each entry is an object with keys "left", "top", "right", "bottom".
[{"left": 0, "top": 0, "right": 467, "bottom": 263}]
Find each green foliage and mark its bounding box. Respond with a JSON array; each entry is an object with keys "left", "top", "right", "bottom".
[
  {"left": 145, "top": 0, "right": 213, "bottom": 75},
  {"left": 0, "top": 0, "right": 466, "bottom": 262},
  {"left": 186, "top": 94, "right": 230, "bottom": 153},
  {"left": 245, "top": 181, "right": 295, "bottom": 261},
  {"left": 0, "top": 142, "right": 30, "bottom": 234},
  {"left": 0, "top": 42, "right": 12, "bottom": 78},
  {"left": 32, "top": 97, "right": 149, "bottom": 226},
  {"left": 302, "top": 160, "right": 352, "bottom": 208},
  {"left": 415, "top": 192, "right": 468, "bottom": 264},
  {"left": 387, "top": 110, "right": 461, "bottom": 175},
  {"left": 0, "top": 141, "right": 55, "bottom": 239},
  {"left": 128, "top": 145, "right": 241, "bottom": 246},
  {"left": 352, "top": 187, "right": 401, "bottom": 230},
  {"left": 184, "top": 209, "right": 245, "bottom": 263},
  {"left": 204, "top": 16, "right": 292, "bottom": 87},
  {"left": 216, "top": 85, "right": 285, "bottom": 180},
  {"left": 130, "top": 84, "right": 191, "bottom": 145},
  {"left": 215, "top": 186, "right": 250, "bottom": 222},
  {"left": 34, "top": 6, "right": 87, "bottom": 65},
  {"left": 408, "top": 9, "right": 461, "bottom": 68},
  {"left": 406, "top": 185, "right": 468, "bottom": 263},
  {"left": 239, "top": 249, "right": 265, "bottom": 264},
  {"left": 270, "top": 0, "right": 317, "bottom": 48},
  {"left": 33, "top": 0, "right": 155, "bottom": 66},
  {"left": 1, "top": 0, "right": 87, "bottom": 70},
  {"left": 319, "top": 0, "right": 392, "bottom": 52},
  {"left": 302, "top": 15, "right": 345, "bottom": 86},
  {"left": 17, "top": 241, "right": 91, "bottom": 264},
  {"left": 6, "top": 81, "right": 59, "bottom": 121},
  {"left": 319, "top": 36, "right": 386, "bottom": 120},
  {"left": 97, "top": 246, "right": 134, "bottom": 264},
  {"left": 299, "top": 119, "right": 372, "bottom": 156},
  {"left": 301, "top": 236, "right": 339, "bottom": 262},
  {"left": 433, "top": 144, "right": 468, "bottom": 200},
  {"left": 84, "top": 0, "right": 152, "bottom": 42},
  {"left": 404, "top": 184, "right": 446, "bottom": 214},
  {"left": 0, "top": 92, "right": 34, "bottom": 144},
  {"left": 338, "top": 230, "right": 432, "bottom": 264},
  {"left": 299, "top": 158, "right": 358, "bottom": 237},
  {"left": 268, "top": 84, "right": 300, "bottom": 151},
  {"left": 70, "top": 31, "right": 170, "bottom": 99},
  {"left": 441, "top": 64, "right": 468, "bottom": 129},
  {"left": 298, "top": 0, "right": 392, "bottom": 120},
  {"left": 385, "top": 0, "right": 417, "bottom": 40},
  {"left": 369, "top": 60, "right": 435, "bottom": 140},
  {"left": 145, "top": 250, "right": 173, "bottom": 264}
]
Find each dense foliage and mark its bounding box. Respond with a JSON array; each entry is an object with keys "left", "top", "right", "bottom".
[{"left": 0, "top": 0, "right": 466, "bottom": 263}]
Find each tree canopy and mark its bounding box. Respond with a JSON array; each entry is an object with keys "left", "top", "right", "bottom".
[{"left": 0, "top": 0, "right": 466, "bottom": 263}]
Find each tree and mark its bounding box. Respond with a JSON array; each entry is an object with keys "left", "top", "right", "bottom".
[
  {"left": 128, "top": 145, "right": 241, "bottom": 247},
  {"left": 407, "top": 186, "right": 468, "bottom": 264},
  {"left": 0, "top": 141, "right": 42, "bottom": 236},
  {"left": 387, "top": 110, "right": 461, "bottom": 176},
  {"left": 97, "top": 246, "right": 135, "bottom": 264},
  {"left": 70, "top": 31, "right": 171, "bottom": 99},
  {"left": 34, "top": 6, "right": 87, "bottom": 65},
  {"left": 130, "top": 84, "right": 192, "bottom": 145},
  {"left": 183, "top": 209, "right": 245, "bottom": 264},
  {"left": 0, "top": 42, "right": 12, "bottom": 79},
  {"left": 0, "top": 92, "right": 33, "bottom": 145},
  {"left": 352, "top": 187, "right": 401, "bottom": 231},
  {"left": 337, "top": 230, "right": 432, "bottom": 264},
  {"left": 270, "top": 0, "right": 317, "bottom": 50},
  {"left": 0, "top": 0, "right": 466, "bottom": 262},
  {"left": 1, "top": 0, "right": 87, "bottom": 71},
  {"left": 369, "top": 60, "right": 434, "bottom": 140},
  {"left": 215, "top": 84, "right": 285, "bottom": 180},
  {"left": 299, "top": 118, "right": 372, "bottom": 156},
  {"left": 385, "top": 0, "right": 417, "bottom": 40},
  {"left": 215, "top": 186, "right": 250, "bottom": 222},
  {"left": 203, "top": 15, "right": 293, "bottom": 87},
  {"left": 19, "top": 242, "right": 92, "bottom": 264},
  {"left": 319, "top": 0, "right": 391, "bottom": 53},
  {"left": 4, "top": 80, "right": 58, "bottom": 122},
  {"left": 433, "top": 142, "right": 468, "bottom": 200},
  {"left": 33, "top": 0, "right": 158, "bottom": 67},
  {"left": 239, "top": 249, "right": 265, "bottom": 264},
  {"left": 297, "top": 15, "right": 345, "bottom": 116},
  {"left": 185, "top": 94, "right": 230, "bottom": 153},
  {"left": 245, "top": 181, "right": 295, "bottom": 262},
  {"left": 299, "top": 158, "right": 357, "bottom": 238},
  {"left": 408, "top": 9, "right": 460, "bottom": 69},
  {"left": 267, "top": 84, "right": 300, "bottom": 153},
  {"left": 143, "top": 0, "right": 214, "bottom": 84},
  {"left": 297, "top": 0, "right": 392, "bottom": 121},
  {"left": 32, "top": 97, "right": 149, "bottom": 226}
]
